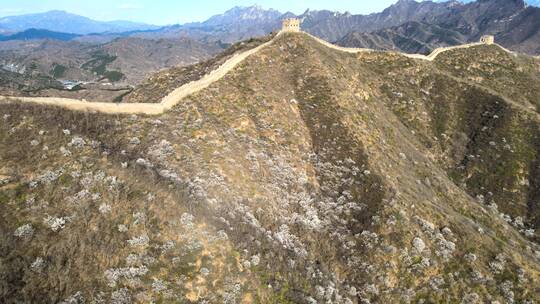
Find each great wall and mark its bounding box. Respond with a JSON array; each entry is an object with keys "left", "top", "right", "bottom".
[{"left": 0, "top": 19, "right": 519, "bottom": 116}]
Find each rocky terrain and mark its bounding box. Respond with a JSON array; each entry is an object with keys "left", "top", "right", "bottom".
[{"left": 1, "top": 32, "right": 539, "bottom": 303}]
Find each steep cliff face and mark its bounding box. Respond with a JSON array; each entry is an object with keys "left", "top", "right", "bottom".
[
  {"left": 337, "top": 21, "right": 466, "bottom": 54},
  {"left": 1, "top": 33, "right": 539, "bottom": 303},
  {"left": 337, "top": 0, "right": 540, "bottom": 55},
  {"left": 299, "top": 0, "right": 459, "bottom": 43}
]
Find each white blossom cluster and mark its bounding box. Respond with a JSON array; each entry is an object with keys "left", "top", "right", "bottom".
[
  {"left": 43, "top": 216, "right": 66, "bottom": 232},
  {"left": 104, "top": 266, "right": 149, "bottom": 287},
  {"left": 127, "top": 234, "right": 149, "bottom": 247},
  {"left": 13, "top": 224, "right": 34, "bottom": 238}
]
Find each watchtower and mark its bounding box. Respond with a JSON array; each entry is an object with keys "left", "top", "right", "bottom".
[
  {"left": 480, "top": 35, "right": 495, "bottom": 45},
  {"left": 282, "top": 18, "right": 301, "bottom": 32}
]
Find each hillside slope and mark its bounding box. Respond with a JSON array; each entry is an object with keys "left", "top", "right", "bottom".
[
  {"left": 0, "top": 37, "right": 222, "bottom": 86},
  {"left": 1, "top": 32, "right": 539, "bottom": 303}
]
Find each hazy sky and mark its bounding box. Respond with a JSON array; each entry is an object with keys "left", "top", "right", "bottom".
[{"left": 0, "top": 0, "right": 400, "bottom": 25}]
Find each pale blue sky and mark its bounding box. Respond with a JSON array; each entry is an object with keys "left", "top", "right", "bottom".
[{"left": 0, "top": 0, "right": 400, "bottom": 25}]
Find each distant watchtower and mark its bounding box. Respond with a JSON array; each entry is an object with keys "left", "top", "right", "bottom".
[
  {"left": 480, "top": 35, "right": 495, "bottom": 45},
  {"left": 282, "top": 18, "right": 301, "bottom": 32}
]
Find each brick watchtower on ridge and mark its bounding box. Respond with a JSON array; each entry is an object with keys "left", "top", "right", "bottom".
[
  {"left": 480, "top": 35, "right": 495, "bottom": 45},
  {"left": 282, "top": 18, "right": 301, "bottom": 32}
]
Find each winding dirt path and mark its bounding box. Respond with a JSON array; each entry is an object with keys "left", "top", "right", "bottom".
[
  {"left": 0, "top": 31, "right": 515, "bottom": 115},
  {"left": 0, "top": 34, "right": 279, "bottom": 115}
]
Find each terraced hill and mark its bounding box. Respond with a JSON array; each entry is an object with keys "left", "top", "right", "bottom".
[{"left": 1, "top": 32, "right": 539, "bottom": 303}]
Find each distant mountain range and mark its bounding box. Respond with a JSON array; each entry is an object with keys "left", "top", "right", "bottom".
[
  {"left": 0, "top": 1, "right": 539, "bottom": 54},
  {"left": 1, "top": 1, "right": 538, "bottom": 38},
  {"left": 158, "top": 0, "right": 540, "bottom": 55},
  {"left": 0, "top": 10, "right": 159, "bottom": 34}
]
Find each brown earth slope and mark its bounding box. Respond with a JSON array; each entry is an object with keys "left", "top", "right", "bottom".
[
  {"left": 0, "top": 37, "right": 222, "bottom": 86},
  {"left": 121, "top": 34, "right": 275, "bottom": 103},
  {"left": 1, "top": 32, "right": 539, "bottom": 303}
]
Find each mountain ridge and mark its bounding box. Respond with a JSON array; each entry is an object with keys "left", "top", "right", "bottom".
[
  {"left": 146, "top": 0, "right": 540, "bottom": 54},
  {"left": 0, "top": 28, "right": 81, "bottom": 41},
  {"left": 1, "top": 31, "right": 539, "bottom": 303},
  {"left": 1, "top": 31, "right": 520, "bottom": 113}
]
